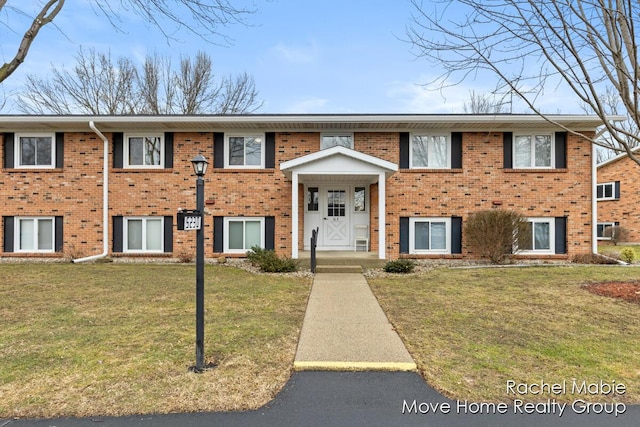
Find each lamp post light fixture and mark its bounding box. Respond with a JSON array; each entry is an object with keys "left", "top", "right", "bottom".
[{"left": 191, "top": 153, "right": 208, "bottom": 372}]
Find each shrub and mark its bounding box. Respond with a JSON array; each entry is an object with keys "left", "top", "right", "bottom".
[
  {"left": 603, "top": 226, "right": 630, "bottom": 246},
  {"left": 464, "top": 209, "right": 529, "bottom": 264},
  {"left": 571, "top": 253, "right": 619, "bottom": 265},
  {"left": 246, "top": 246, "right": 298, "bottom": 273},
  {"left": 383, "top": 259, "right": 416, "bottom": 274},
  {"left": 620, "top": 247, "right": 636, "bottom": 264}
]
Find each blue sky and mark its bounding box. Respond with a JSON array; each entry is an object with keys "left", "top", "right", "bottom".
[{"left": 1, "top": 0, "right": 577, "bottom": 114}]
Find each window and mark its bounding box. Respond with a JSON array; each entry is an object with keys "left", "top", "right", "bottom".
[
  {"left": 597, "top": 222, "right": 617, "bottom": 240},
  {"left": 307, "top": 187, "right": 319, "bottom": 212},
  {"left": 354, "top": 187, "right": 366, "bottom": 212},
  {"left": 409, "top": 218, "right": 451, "bottom": 254},
  {"left": 321, "top": 133, "right": 354, "bottom": 150},
  {"left": 597, "top": 182, "right": 618, "bottom": 200},
  {"left": 224, "top": 217, "right": 264, "bottom": 253},
  {"left": 15, "top": 217, "right": 54, "bottom": 252},
  {"left": 15, "top": 134, "right": 55, "bottom": 168},
  {"left": 125, "top": 134, "right": 164, "bottom": 168},
  {"left": 124, "top": 217, "right": 164, "bottom": 252},
  {"left": 226, "top": 135, "right": 264, "bottom": 167},
  {"left": 513, "top": 133, "right": 553, "bottom": 168},
  {"left": 410, "top": 134, "right": 450, "bottom": 168},
  {"left": 517, "top": 218, "right": 554, "bottom": 253}
]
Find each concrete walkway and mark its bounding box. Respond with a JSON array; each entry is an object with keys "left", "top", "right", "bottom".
[{"left": 294, "top": 272, "right": 416, "bottom": 371}]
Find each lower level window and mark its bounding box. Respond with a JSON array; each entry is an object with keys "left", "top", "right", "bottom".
[
  {"left": 597, "top": 222, "right": 616, "bottom": 240},
  {"left": 125, "top": 217, "right": 164, "bottom": 252},
  {"left": 16, "top": 217, "right": 54, "bottom": 252},
  {"left": 518, "top": 218, "right": 554, "bottom": 253},
  {"left": 409, "top": 218, "right": 451, "bottom": 254},
  {"left": 224, "top": 217, "right": 264, "bottom": 253}
]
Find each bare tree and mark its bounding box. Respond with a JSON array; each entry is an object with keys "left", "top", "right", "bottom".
[
  {"left": 16, "top": 48, "right": 262, "bottom": 114},
  {"left": 216, "top": 72, "right": 263, "bottom": 114},
  {"left": 408, "top": 0, "right": 640, "bottom": 167},
  {"left": 463, "top": 90, "right": 509, "bottom": 114},
  {"left": 0, "top": 0, "right": 255, "bottom": 84}
]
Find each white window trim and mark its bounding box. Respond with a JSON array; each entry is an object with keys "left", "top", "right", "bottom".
[
  {"left": 14, "top": 133, "right": 56, "bottom": 169},
  {"left": 320, "top": 133, "right": 355, "bottom": 150},
  {"left": 409, "top": 133, "right": 452, "bottom": 169},
  {"left": 123, "top": 133, "right": 165, "bottom": 169},
  {"left": 512, "top": 132, "right": 555, "bottom": 169},
  {"left": 223, "top": 217, "right": 265, "bottom": 254},
  {"left": 224, "top": 134, "right": 266, "bottom": 168},
  {"left": 123, "top": 217, "right": 164, "bottom": 253},
  {"left": 518, "top": 217, "right": 555, "bottom": 254},
  {"left": 409, "top": 217, "right": 451, "bottom": 254},
  {"left": 596, "top": 182, "right": 616, "bottom": 201},
  {"left": 15, "top": 216, "right": 55, "bottom": 253},
  {"left": 597, "top": 222, "right": 616, "bottom": 240}
]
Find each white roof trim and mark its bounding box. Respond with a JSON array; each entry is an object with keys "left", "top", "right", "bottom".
[
  {"left": 280, "top": 146, "right": 398, "bottom": 178},
  {"left": 597, "top": 146, "right": 640, "bottom": 168}
]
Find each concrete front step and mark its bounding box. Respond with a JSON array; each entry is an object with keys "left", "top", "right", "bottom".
[{"left": 315, "top": 265, "right": 363, "bottom": 274}]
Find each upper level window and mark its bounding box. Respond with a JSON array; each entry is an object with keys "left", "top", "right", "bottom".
[
  {"left": 597, "top": 182, "right": 618, "bottom": 200},
  {"left": 226, "top": 135, "right": 264, "bottom": 168},
  {"left": 321, "top": 134, "right": 354, "bottom": 150},
  {"left": 513, "top": 133, "right": 553, "bottom": 168},
  {"left": 410, "top": 134, "right": 450, "bottom": 168},
  {"left": 15, "top": 134, "right": 55, "bottom": 168},
  {"left": 125, "top": 134, "right": 164, "bottom": 168}
]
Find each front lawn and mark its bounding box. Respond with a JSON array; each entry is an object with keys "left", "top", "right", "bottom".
[
  {"left": 0, "top": 263, "right": 311, "bottom": 418},
  {"left": 368, "top": 266, "right": 640, "bottom": 403}
]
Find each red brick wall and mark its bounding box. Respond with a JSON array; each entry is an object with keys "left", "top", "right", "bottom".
[
  {"left": 1, "top": 129, "right": 595, "bottom": 259},
  {"left": 597, "top": 155, "right": 640, "bottom": 243}
]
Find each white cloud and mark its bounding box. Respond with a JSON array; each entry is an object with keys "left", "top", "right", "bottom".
[{"left": 269, "top": 41, "right": 320, "bottom": 65}]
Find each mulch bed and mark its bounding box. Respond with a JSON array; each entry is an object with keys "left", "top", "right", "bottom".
[{"left": 583, "top": 282, "right": 640, "bottom": 304}]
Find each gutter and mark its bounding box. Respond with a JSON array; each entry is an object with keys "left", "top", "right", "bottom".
[
  {"left": 592, "top": 140, "right": 598, "bottom": 255},
  {"left": 73, "top": 121, "right": 109, "bottom": 263}
]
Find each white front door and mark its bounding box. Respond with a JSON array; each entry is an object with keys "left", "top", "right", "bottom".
[{"left": 323, "top": 188, "right": 350, "bottom": 247}]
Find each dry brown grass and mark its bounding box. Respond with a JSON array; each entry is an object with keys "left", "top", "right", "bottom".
[
  {"left": 0, "top": 263, "right": 311, "bottom": 418},
  {"left": 369, "top": 265, "right": 640, "bottom": 404}
]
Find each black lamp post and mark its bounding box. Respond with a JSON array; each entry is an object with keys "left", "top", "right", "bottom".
[{"left": 191, "top": 153, "right": 208, "bottom": 372}]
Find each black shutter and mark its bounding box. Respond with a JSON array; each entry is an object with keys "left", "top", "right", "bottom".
[
  {"left": 113, "top": 216, "right": 123, "bottom": 253},
  {"left": 3, "top": 133, "right": 14, "bottom": 168},
  {"left": 451, "top": 132, "right": 463, "bottom": 169},
  {"left": 54, "top": 216, "right": 64, "bottom": 252},
  {"left": 113, "top": 133, "right": 124, "bottom": 168},
  {"left": 265, "top": 216, "right": 275, "bottom": 250},
  {"left": 399, "top": 217, "right": 409, "bottom": 254},
  {"left": 55, "top": 132, "right": 64, "bottom": 168},
  {"left": 399, "top": 132, "right": 410, "bottom": 169},
  {"left": 164, "top": 216, "right": 173, "bottom": 253},
  {"left": 214, "top": 132, "right": 225, "bottom": 169},
  {"left": 265, "top": 132, "right": 276, "bottom": 169},
  {"left": 614, "top": 181, "right": 621, "bottom": 199},
  {"left": 3, "top": 216, "right": 14, "bottom": 252},
  {"left": 164, "top": 132, "right": 174, "bottom": 169},
  {"left": 554, "top": 217, "right": 567, "bottom": 254},
  {"left": 451, "top": 216, "right": 463, "bottom": 254},
  {"left": 555, "top": 132, "right": 567, "bottom": 168},
  {"left": 213, "top": 216, "right": 224, "bottom": 252},
  {"left": 503, "top": 132, "right": 513, "bottom": 169}
]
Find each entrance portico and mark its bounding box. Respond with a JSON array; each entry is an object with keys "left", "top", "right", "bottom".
[{"left": 281, "top": 146, "right": 397, "bottom": 259}]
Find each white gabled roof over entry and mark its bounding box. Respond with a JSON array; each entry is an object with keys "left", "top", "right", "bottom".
[{"left": 280, "top": 146, "right": 398, "bottom": 181}]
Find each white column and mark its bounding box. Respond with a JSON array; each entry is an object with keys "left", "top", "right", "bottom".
[
  {"left": 291, "top": 172, "right": 299, "bottom": 259},
  {"left": 378, "top": 173, "right": 386, "bottom": 259}
]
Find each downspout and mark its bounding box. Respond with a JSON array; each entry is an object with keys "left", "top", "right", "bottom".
[
  {"left": 592, "top": 130, "right": 603, "bottom": 255},
  {"left": 73, "top": 121, "right": 109, "bottom": 263}
]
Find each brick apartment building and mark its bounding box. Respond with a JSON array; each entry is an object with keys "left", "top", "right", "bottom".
[
  {"left": 0, "top": 114, "right": 602, "bottom": 261},
  {"left": 597, "top": 149, "right": 640, "bottom": 243}
]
